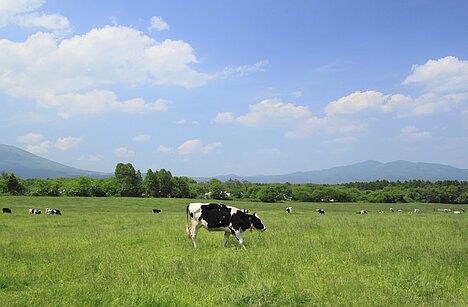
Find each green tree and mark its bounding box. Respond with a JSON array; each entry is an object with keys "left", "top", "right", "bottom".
[
  {"left": 114, "top": 163, "right": 142, "bottom": 197},
  {"left": 257, "top": 186, "right": 278, "bottom": 202},
  {"left": 143, "top": 169, "right": 160, "bottom": 197},
  {"left": 158, "top": 169, "right": 173, "bottom": 197},
  {"left": 2, "top": 172, "right": 24, "bottom": 195},
  {"left": 207, "top": 178, "right": 230, "bottom": 200}
]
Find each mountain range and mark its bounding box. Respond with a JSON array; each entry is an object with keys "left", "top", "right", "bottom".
[
  {"left": 1, "top": 144, "right": 468, "bottom": 183},
  {"left": 0, "top": 144, "right": 110, "bottom": 179}
]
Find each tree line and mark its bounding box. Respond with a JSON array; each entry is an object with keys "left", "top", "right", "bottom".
[{"left": 1, "top": 163, "right": 467, "bottom": 204}]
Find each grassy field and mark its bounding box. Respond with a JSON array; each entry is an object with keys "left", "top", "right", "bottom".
[{"left": 1, "top": 196, "right": 467, "bottom": 306}]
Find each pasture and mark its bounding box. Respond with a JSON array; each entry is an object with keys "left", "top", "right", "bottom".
[{"left": 1, "top": 196, "right": 467, "bottom": 306}]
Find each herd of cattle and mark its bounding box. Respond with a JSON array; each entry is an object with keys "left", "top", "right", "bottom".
[
  {"left": 2, "top": 202, "right": 465, "bottom": 249},
  {"left": 2, "top": 208, "right": 61, "bottom": 215}
]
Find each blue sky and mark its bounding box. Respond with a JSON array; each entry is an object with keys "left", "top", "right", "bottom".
[{"left": 1, "top": 0, "right": 467, "bottom": 176}]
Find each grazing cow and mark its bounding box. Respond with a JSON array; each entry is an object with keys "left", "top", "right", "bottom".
[
  {"left": 2, "top": 208, "right": 12, "bottom": 214},
  {"left": 357, "top": 210, "right": 368, "bottom": 214},
  {"left": 286, "top": 206, "right": 292, "bottom": 214},
  {"left": 454, "top": 209, "right": 465, "bottom": 214},
  {"left": 152, "top": 209, "right": 161, "bottom": 213},
  {"left": 29, "top": 208, "right": 41, "bottom": 214},
  {"left": 47, "top": 208, "right": 61, "bottom": 215},
  {"left": 397, "top": 209, "right": 402, "bottom": 213},
  {"left": 414, "top": 208, "right": 420, "bottom": 213},
  {"left": 186, "top": 203, "right": 266, "bottom": 249},
  {"left": 316, "top": 209, "right": 325, "bottom": 214},
  {"left": 390, "top": 208, "right": 394, "bottom": 212}
]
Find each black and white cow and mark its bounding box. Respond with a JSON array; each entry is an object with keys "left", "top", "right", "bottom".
[
  {"left": 286, "top": 206, "right": 292, "bottom": 214},
  {"left": 29, "top": 208, "right": 41, "bottom": 214},
  {"left": 357, "top": 210, "right": 368, "bottom": 214},
  {"left": 316, "top": 209, "right": 325, "bottom": 214},
  {"left": 186, "top": 203, "right": 266, "bottom": 249},
  {"left": 152, "top": 209, "right": 161, "bottom": 213},
  {"left": 2, "top": 208, "right": 12, "bottom": 214},
  {"left": 46, "top": 208, "right": 61, "bottom": 215}
]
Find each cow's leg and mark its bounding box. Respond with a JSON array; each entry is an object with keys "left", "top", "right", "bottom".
[
  {"left": 190, "top": 221, "right": 201, "bottom": 248},
  {"left": 223, "top": 231, "right": 230, "bottom": 247},
  {"left": 232, "top": 229, "right": 246, "bottom": 250}
]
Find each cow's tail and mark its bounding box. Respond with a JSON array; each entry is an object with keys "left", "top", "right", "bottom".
[{"left": 186, "top": 204, "right": 192, "bottom": 238}]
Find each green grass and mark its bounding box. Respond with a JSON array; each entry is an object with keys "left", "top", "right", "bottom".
[{"left": 1, "top": 196, "right": 467, "bottom": 306}]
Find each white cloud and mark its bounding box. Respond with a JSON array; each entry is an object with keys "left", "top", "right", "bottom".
[
  {"left": 213, "top": 112, "right": 235, "bottom": 124},
  {"left": 133, "top": 134, "right": 151, "bottom": 142},
  {"left": 158, "top": 140, "right": 222, "bottom": 155},
  {"left": 26, "top": 140, "right": 49, "bottom": 154},
  {"left": 148, "top": 16, "right": 170, "bottom": 32},
  {"left": 17, "top": 132, "right": 43, "bottom": 144},
  {"left": 325, "top": 91, "right": 389, "bottom": 115},
  {"left": 217, "top": 61, "right": 268, "bottom": 78},
  {"left": 0, "top": 0, "right": 70, "bottom": 35},
  {"left": 236, "top": 99, "right": 312, "bottom": 127},
  {"left": 399, "top": 125, "right": 432, "bottom": 141},
  {"left": 54, "top": 136, "right": 82, "bottom": 150},
  {"left": 404, "top": 56, "right": 468, "bottom": 93},
  {"left": 156, "top": 145, "right": 175, "bottom": 154},
  {"left": 113, "top": 147, "right": 135, "bottom": 157},
  {"left": 0, "top": 26, "right": 209, "bottom": 117}
]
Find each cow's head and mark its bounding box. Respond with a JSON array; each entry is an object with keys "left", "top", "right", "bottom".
[{"left": 251, "top": 213, "right": 266, "bottom": 231}]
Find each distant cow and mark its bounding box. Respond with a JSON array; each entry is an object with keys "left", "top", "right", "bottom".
[
  {"left": 357, "top": 210, "right": 368, "bottom": 214},
  {"left": 316, "top": 209, "right": 325, "bottom": 214},
  {"left": 390, "top": 208, "right": 394, "bottom": 212},
  {"left": 242, "top": 209, "right": 249, "bottom": 214},
  {"left": 152, "top": 209, "right": 161, "bottom": 213},
  {"left": 286, "top": 206, "right": 292, "bottom": 214},
  {"left": 454, "top": 209, "right": 465, "bottom": 214},
  {"left": 413, "top": 208, "right": 420, "bottom": 213},
  {"left": 29, "top": 208, "right": 41, "bottom": 214},
  {"left": 2, "top": 208, "right": 12, "bottom": 214},
  {"left": 46, "top": 208, "right": 61, "bottom": 215},
  {"left": 186, "top": 203, "right": 266, "bottom": 249},
  {"left": 435, "top": 208, "right": 452, "bottom": 212}
]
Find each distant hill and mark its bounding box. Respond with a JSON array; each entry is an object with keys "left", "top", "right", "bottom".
[
  {"left": 195, "top": 160, "right": 468, "bottom": 184},
  {"left": 0, "top": 144, "right": 111, "bottom": 179}
]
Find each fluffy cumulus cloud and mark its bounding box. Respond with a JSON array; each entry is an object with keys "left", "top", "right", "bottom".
[
  {"left": 0, "top": 0, "right": 70, "bottom": 35},
  {"left": 236, "top": 99, "right": 312, "bottom": 127},
  {"left": 215, "top": 56, "right": 467, "bottom": 140},
  {"left": 0, "top": 21, "right": 265, "bottom": 118},
  {"left": 148, "top": 16, "right": 169, "bottom": 32},
  {"left": 325, "top": 91, "right": 389, "bottom": 115},
  {"left": 54, "top": 136, "right": 82, "bottom": 150},
  {"left": 157, "top": 139, "right": 222, "bottom": 156},
  {"left": 404, "top": 56, "right": 468, "bottom": 93},
  {"left": 26, "top": 140, "right": 50, "bottom": 154}
]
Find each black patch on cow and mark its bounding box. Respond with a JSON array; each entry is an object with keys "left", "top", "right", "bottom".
[
  {"left": 3, "top": 208, "right": 12, "bottom": 214},
  {"left": 200, "top": 203, "right": 232, "bottom": 228},
  {"left": 230, "top": 210, "right": 252, "bottom": 231}
]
